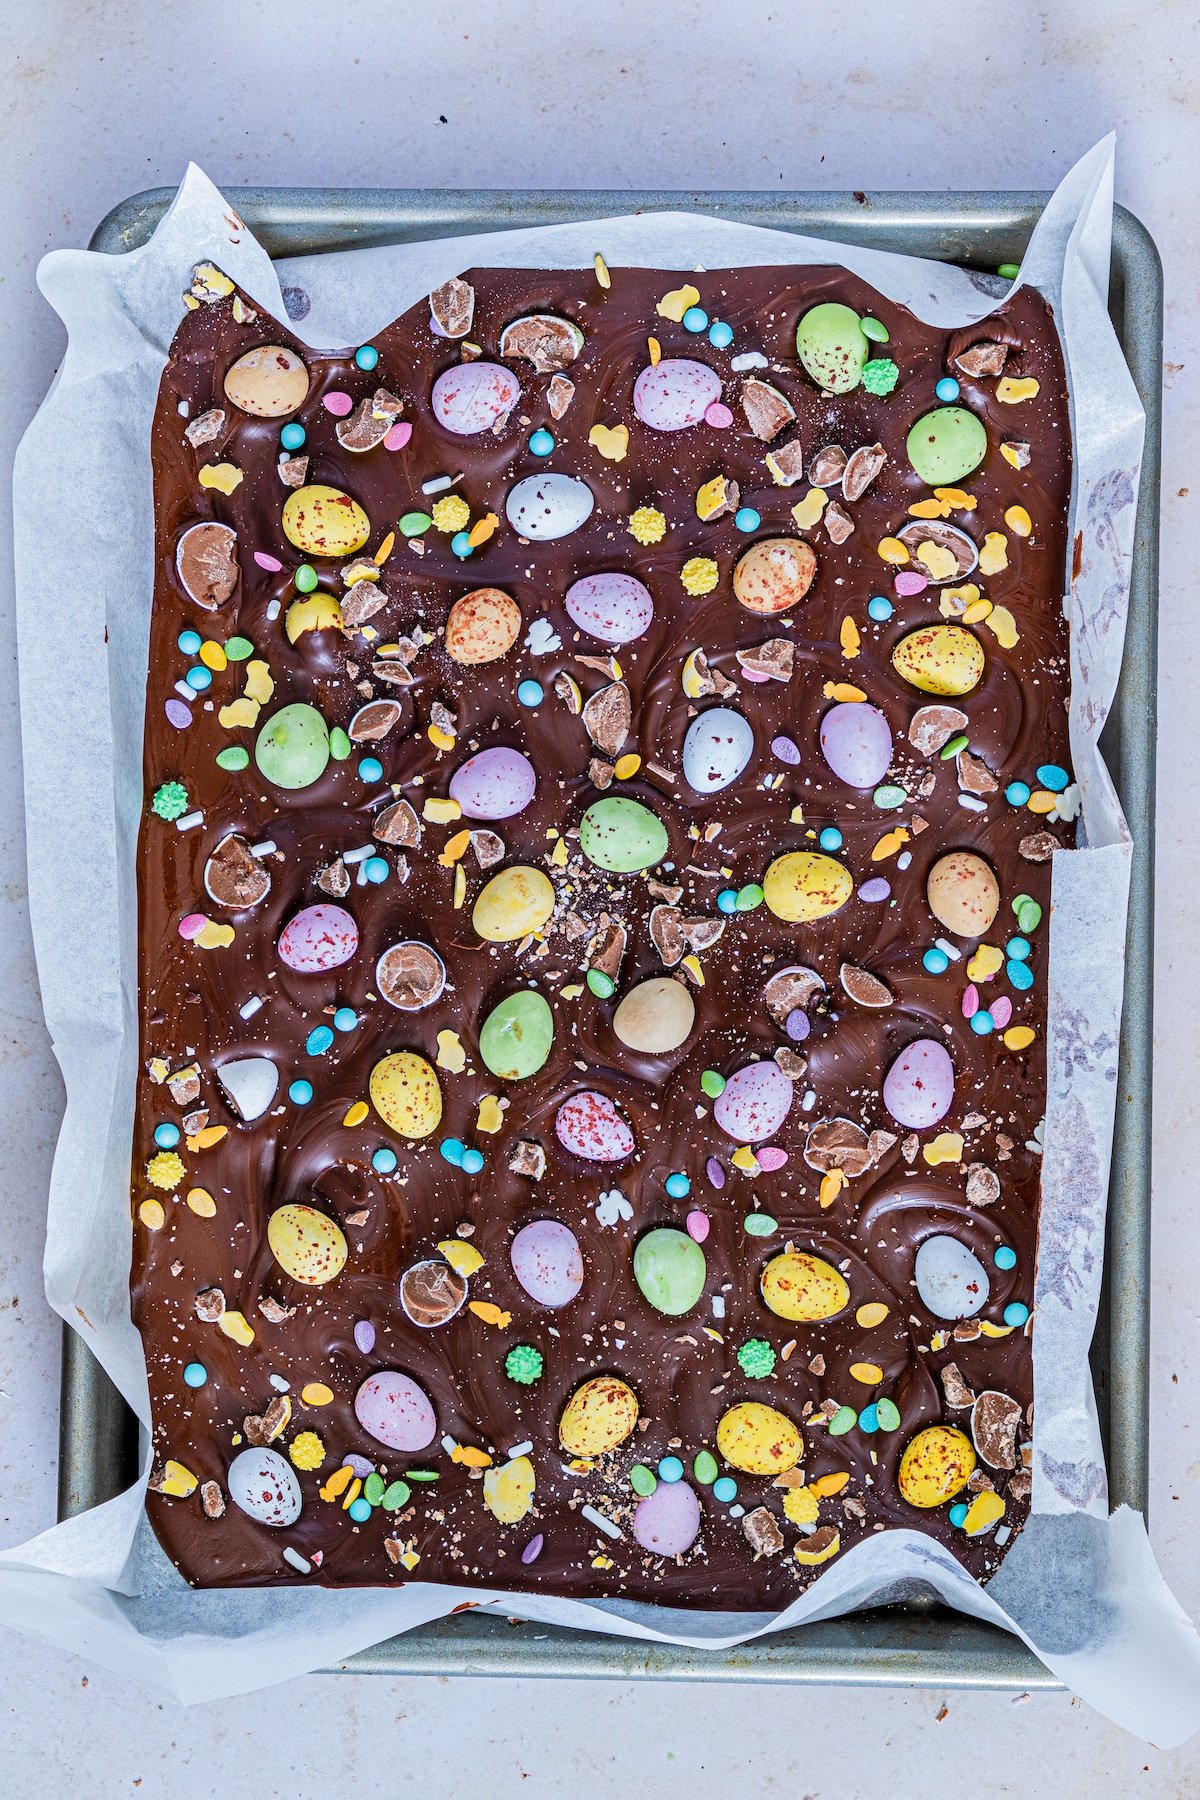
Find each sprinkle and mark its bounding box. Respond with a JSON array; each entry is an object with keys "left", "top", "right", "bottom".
[
  {"left": 581, "top": 1504, "right": 623, "bottom": 1540},
  {"left": 594, "top": 253, "right": 611, "bottom": 289}
]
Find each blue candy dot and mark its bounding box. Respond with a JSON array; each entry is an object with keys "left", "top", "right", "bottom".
[
  {"left": 707, "top": 320, "right": 734, "bottom": 349},
  {"left": 183, "top": 1362, "right": 208, "bottom": 1388},
  {"left": 682, "top": 306, "right": 709, "bottom": 333},
  {"left": 451, "top": 531, "right": 474, "bottom": 559},
  {"left": 994, "top": 1245, "right": 1018, "bottom": 1270},
  {"left": 1037, "top": 763, "right": 1069, "bottom": 792},
  {"left": 1003, "top": 1301, "right": 1030, "bottom": 1327},
  {"left": 923, "top": 947, "right": 950, "bottom": 974},
  {"left": 1007, "top": 959, "right": 1035, "bottom": 991},
  {"left": 306, "top": 1025, "right": 335, "bottom": 1056},
  {"left": 657, "top": 1455, "right": 685, "bottom": 1483},
  {"left": 665, "top": 1172, "right": 691, "bottom": 1199},
  {"left": 358, "top": 757, "right": 384, "bottom": 783},
  {"left": 440, "top": 1138, "right": 466, "bottom": 1167},
  {"left": 364, "top": 856, "right": 389, "bottom": 884},
  {"left": 354, "top": 345, "right": 380, "bottom": 371},
  {"left": 819, "top": 827, "right": 843, "bottom": 852},
  {"left": 333, "top": 1007, "right": 358, "bottom": 1032},
  {"left": 289, "top": 1080, "right": 314, "bottom": 1104},
  {"left": 177, "top": 629, "right": 202, "bottom": 655},
  {"left": 153, "top": 1122, "right": 181, "bottom": 1149},
  {"left": 858, "top": 1403, "right": 879, "bottom": 1434},
  {"left": 461, "top": 1147, "right": 485, "bottom": 1175},
  {"left": 517, "top": 679, "right": 544, "bottom": 707},
  {"left": 712, "top": 1476, "right": 738, "bottom": 1503},
  {"left": 348, "top": 1496, "right": 373, "bottom": 1522},
  {"left": 280, "top": 421, "right": 306, "bottom": 451},
  {"left": 734, "top": 506, "right": 761, "bottom": 533},
  {"left": 717, "top": 889, "right": 739, "bottom": 914},
  {"left": 867, "top": 594, "right": 895, "bottom": 623},
  {"left": 970, "top": 1010, "right": 995, "bottom": 1035},
  {"left": 936, "top": 377, "right": 961, "bottom": 402},
  {"left": 1006, "top": 936, "right": 1031, "bottom": 961},
  {"left": 185, "top": 666, "right": 212, "bottom": 692},
  {"left": 1006, "top": 781, "right": 1032, "bottom": 806},
  {"left": 949, "top": 1502, "right": 970, "bottom": 1529},
  {"left": 372, "top": 1147, "right": 398, "bottom": 1174},
  {"left": 528, "top": 428, "right": 555, "bottom": 456}
]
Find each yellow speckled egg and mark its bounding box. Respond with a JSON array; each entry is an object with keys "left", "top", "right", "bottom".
[
  {"left": 897, "top": 1425, "right": 977, "bottom": 1508},
  {"left": 266, "top": 1203, "right": 348, "bottom": 1286},
  {"left": 223, "top": 344, "right": 310, "bottom": 417},
  {"left": 444, "top": 588, "right": 522, "bottom": 665},
  {"left": 558, "top": 1375, "right": 639, "bottom": 1457},
  {"left": 763, "top": 851, "right": 853, "bottom": 923},
  {"left": 891, "top": 625, "right": 985, "bottom": 697},
  {"left": 482, "top": 1455, "right": 536, "bottom": 1524},
  {"left": 716, "top": 1401, "right": 803, "bottom": 1475},
  {"left": 733, "top": 537, "right": 817, "bottom": 615},
  {"left": 369, "top": 1051, "right": 443, "bottom": 1139},
  {"left": 282, "top": 485, "right": 371, "bottom": 558},
  {"left": 761, "top": 1251, "right": 850, "bottom": 1322},
  {"left": 473, "top": 865, "right": 556, "bottom": 942},
  {"left": 926, "top": 849, "right": 1000, "bottom": 937}
]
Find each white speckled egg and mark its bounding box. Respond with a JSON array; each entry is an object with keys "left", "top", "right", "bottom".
[
  {"left": 819, "top": 702, "right": 893, "bottom": 788},
  {"left": 448, "top": 746, "right": 536, "bottom": 819},
  {"left": 914, "top": 1235, "right": 991, "bottom": 1320},
  {"left": 506, "top": 472, "right": 595, "bottom": 540},
  {"left": 633, "top": 358, "right": 722, "bottom": 431},
  {"left": 632, "top": 1479, "right": 702, "bottom": 1555},
  {"left": 277, "top": 903, "right": 358, "bottom": 973},
  {"left": 564, "top": 572, "right": 655, "bottom": 644},
  {"left": 713, "top": 1060, "right": 793, "bottom": 1144},
  {"left": 882, "top": 1038, "right": 956, "bottom": 1129},
  {"left": 555, "top": 1090, "right": 635, "bottom": 1161},
  {"left": 682, "top": 707, "right": 754, "bottom": 793},
  {"left": 510, "top": 1219, "right": 584, "bottom": 1308},
  {"left": 227, "top": 1448, "right": 302, "bottom": 1527},
  {"left": 431, "top": 361, "right": 521, "bottom": 435}
]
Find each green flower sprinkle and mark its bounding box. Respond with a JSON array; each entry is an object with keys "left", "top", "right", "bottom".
[
  {"left": 737, "top": 1338, "right": 776, "bottom": 1379},
  {"left": 862, "top": 357, "right": 900, "bottom": 396},
  {"left": 505, "top": 1344, "right": 544, "bottom": 1385},
  {"left": 151, "top": 780, "right": 189, "bottom": 820}
]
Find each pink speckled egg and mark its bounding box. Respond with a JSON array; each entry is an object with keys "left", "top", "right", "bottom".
[
  {"left": 714, "top": 1060, "right": 794, "bottom": 1144},
  {"left": 431, "top": 362, "right": 521, "bottom": 435},
  {"left": 448, "top": 746, "right": 536, "bottom": 820},
  {"left": 277, "top": 903, "right": 358, "bottom": 973},
  {"left": 564, "top": 572, "right": 655, "bottom": 645},
  {"left": 354, "top": 1370, "right": 437, "bottom": 1451},
  {"left": 819, "top": 702, "right": 894, "bottom": 788},
  {"left": 883, "top": 1038, "right": 956, "bottom": 1130},
  {"left": 227, "top": 1448, "right": 302, "bottom": 1527},
  {"left": 555, "top": 1090, "right": 635, "bottom": 1161},
  {"left": 633, "top": 358, "right": 722, "bottom": 432},
  {"left": 632, "top": 1479, "right": 702, "bottom": 1556},
  {"left": 510, "top": 1219, "right": 584, "bottom": 1308}
]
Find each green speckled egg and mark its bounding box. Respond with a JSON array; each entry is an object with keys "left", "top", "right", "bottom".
[
  {"left": 254, "top": 703, "right": 329, "bottom": 790},
  {"left": 633, "top": 1227, "right": 707, "bottom": 1316},
  {"left": 795, "top": 302, "right": 869, "bottom": 393},
  {"left": 579, "top": 796, "right": 669, "bottom": 873},
  {"left": 906, "top": 407, "right": 988, "bottom": 485},
  {"left": 479, "top": 990, "right": 555, "bottom": 1081}
]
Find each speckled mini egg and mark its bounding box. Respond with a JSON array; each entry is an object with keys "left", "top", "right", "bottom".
[
  {"left": 223, "top": 345, "right": 310, "bottom": 418},
  {"left": 891, "top": 625, "right": 985, "bottom": 697},
  {"left": 926, "top": 850, "right": 1000, "bottom": 937},
  {"left": 716, "top": 1401, "right": 802, "bottom": 1476},
  {"left": 483, "top": 1455, "right": 536, "bottom": 1525},
  {"left": 472, "top": 865, "right": 556, "bottom": 941},
  {"left": 564, "top": 571, "right": 655, "bottom": 644},
  {"left": 713, "top": 1060, "right": 793, "bottom": 1144},
  {"left": 763, "top": 851, "right": 853, "bottom": 923},
  {"left": 505, "top": 472, "right": 594, "bottom": 540},
  {"left": 579, "top": 796, "right": 669, "bottom": 873},
  {"left": 431, "top": 361, "right": 521, "bottom": 434},
  {"left": 227, "top": 1447, "right": 303, "bottom": 1527},
  {"left": 555, "top": 1090, "right": 635, "bottom": 1161},
  {"left": 479, "top": 990, "right": 555, "bottom": 1080},
  {"left": 882, "top": 1038, "right": 955, "bottom": 1130},
  {"left": 906, "top": 406, "right": 988, "bottom": 486},
  {"left": 510, "top": 1219, "right": 584, "bottom": 1308},
  {"left": 612, "top": 978, "right": 695, "bottom": 1055},
  {"left": 760, "top": 1250, "right": 849, "bottom": 1322},
  {"left": 633, "top": 1227, "right": 707, "bottom": 1316},
  {"left": 795, "top": 302, "right": 869, "bottom": 394},
  {"left": 369, "top": 1050, "right": 443, "bottom": 1139},
  {"left": 267, "top": 1203, "right": 348, "bottom": 1286},
  {"left": 281, "top": 485, "right": 371, "bottom": 558},
  {"left": 354, "top": 1370, "right": 437, "bottom": 1452},
  {"left": 819, "top": 702, "right": 893, "bottom": 788},
  {"left": 444, "top": 588, "right": 522, "bottom": 664},
  {"left": 733, "top": 537, "right": 818, "bottom": 614},
  {"left": 897, "top": 1425, "right": 976, "bottom": 1508},
  {"left": 633, "top": 1479, "right": 702, "bottom": 1556},
  {"left": 559, "top": 1375, "right": 639, "bottom": 1456},
  {"left": 276, "top": 903, "right": 358, "bottom": 973},
  {"left": 632, "top": 358, "right": 722, "bottom": 431},
  {"left": 682, "top": 707, "right": 754, "bottom": 793},
  {"left": 255, "top": 703, "right": 330, "bottom": 790},
  {"left": 448, "top": 746, "right": 537, "bottom": 820},
  {"left": 914, "top": 1235, "right": 991, "bottom": 1320}
]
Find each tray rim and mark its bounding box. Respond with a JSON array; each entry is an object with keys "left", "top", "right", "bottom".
[{"left": 58, "top": 184, "right": 1161, "bottom": 1691}]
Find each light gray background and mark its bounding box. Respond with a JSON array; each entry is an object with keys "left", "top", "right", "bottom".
[{"left": 2, "top": 1, "right": 1197, "bottom": 1791}]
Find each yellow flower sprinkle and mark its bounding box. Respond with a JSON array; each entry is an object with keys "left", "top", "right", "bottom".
[
  {"left": 783, "top": 1486, "right": 820, "bottom": 1526},
  {"left": 680, "top": 556, "right": 719, "bottom": 596},
  {"left": 289, "top": 1431, "right": 326, "bottom": 1471},
  {"left": 146, "top": 1151, "right": 185, "bottom": 1190},
  {"left": 628, "top": 505, "right": 667, "bottom": 544},
  {"left": 431, "top": 493, "right": 470, "bottom": 533}
]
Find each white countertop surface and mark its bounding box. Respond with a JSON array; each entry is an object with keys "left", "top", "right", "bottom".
[{"left": 2, "top": 0, "right": 1198, "bottom": 1788}]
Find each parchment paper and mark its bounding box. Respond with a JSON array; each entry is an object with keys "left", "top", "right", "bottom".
[{"left": 7, "top": 137, "right": 1200, "bottom": 1743}]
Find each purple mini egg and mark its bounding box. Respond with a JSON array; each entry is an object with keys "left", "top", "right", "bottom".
[
  {"left": 632, "top": 1479, "right": 702, "bottom": 1555},
  {"left": 510, "top": 1219, "right": 584, "bottom": 1308},
  {"left": 277, "top": 903, "right": 359, "bottom": 973},
  {"left": 354, "top": 1370, "right": 437, "bottom": 1452},
  {"left": 882, "top": 1038, "right": 956, "bottom": 1130},
  {"left": 713, "top": 1060, "right": 794, "bottom": 1144},
  {"left": 633, "top": 359, "right": 723, "bottom": 432},
  {"left": 431, "top": 362, "right": 521, "bottom": 435},
  {"left": 555, "top": 1090, "right": 636, "bottom": 1161},
  {"left": 819, "top": 702, "right": 893, "bottom": 788},
  {"left": 564, "top": 571, "right": 655, "bottom": 645},
  {"left": 448, "top": 745, "right": 536, "bottom": 820}
]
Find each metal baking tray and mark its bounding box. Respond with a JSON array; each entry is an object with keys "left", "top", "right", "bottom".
[{"left": 62, "top": 186, "right": 1161, "bottom": 1689}]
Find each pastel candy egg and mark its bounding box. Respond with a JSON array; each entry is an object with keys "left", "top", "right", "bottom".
[
  {"left": 914, "top": 1235, "right": 991, "bottom": 1320},
  {"left": 479, "top": 989, "right": 555, "bottom": 1080},
  {"left": 473, "top": 866, "right": 556, "bottom": 941},
  {"left": 882, "top": 1038, "right": 955, "bottom": 1130},
  {"left": 819, "top": 702, "right": 893, "bottom": 788},
  {"left": 223, "top": 345, "right": 310, "bottom": 418},
  {"left": 255, "top": 703, "right": 330, "bottom": 789},
  {"left": 267, "top": 1203, "right": 348, "bottom": 1285},
  {"left": 713, "top": 1060, "right": 793, "bottom": 1143},
  {"left": 555, "top": 1090, "right": 635, "bottom": 1161},
  {"left": 612, "top": 978, "right": 695, "bottom": 1055},
  {"left": 716, "top": 1401, "right": 803, "bottom": 1476},
  {"left": 559, "top": 1375, "right": 639, "bottom": 1456},
  {"left": 216, "top": 1056, "right": 279, "bottom": 1122},
  {"left": 891, "top": 625, "right": 985, "bottom": 698},
  {"left": 564, "top": 571, "right": 655, "bottom": 644},
  {"left": 633, "top": 1227, "right": 707, "bottom": 1315},
  {"left": 369, "top": 1050, "right": 443, "bottom": 1139},
  {"left": 795, "top": 302, "right": 869, "bottom": 393},
  {"left": 633, "top": 1479, "right": 702, "bottom": 1555},
  {"left": 906, "top": 407, "right": 988, "bottom": 486},
  {"left": 277, "top": 903, "right": 358, "bottom": 973},
  {"left": 510, "top": 1219, "right": 584, "bottom": 1308},
  {"left": 733, "top": 538, "right": 818, "bottom": 615},
  {"left": 763, "top": 851, "right": 853, "bottom": 923},
  {"left": 579, "top": 796, "right": 668, "bottom": 873},
  {"left": 227, "top": 1447, "right": 302, "bottom": 1526},
  {"left": 483, "top": 1455, "right": 536, "bottom": 1525},
  {"left": 448, "top": 746, "right": 537, "bottom": 819},
  {"left": 506, "top": 472, "right": 594, "bottom": 540},
  {"left": 444, "top": 588, "right": 522, "bottom": 664},
  {"left": 355, "top": 1370, "right": 437, "bottom": 1452},
  {"left": 760, "top": 1250, "right": 849, "bottom": 1322},
  {"left": 431, "top": 361, "right": 521, "bottom": 434},
  {"left": 897, "top": 1425, "right": 976, "bottom": 1508},
  {"left": 682, "top": 707, "right": 754, "bottom": 792},
  {"left": 926, "top": 850, "right": 1000, "bottom": 936},
  {"left": 633, "top": 357, "right": 723, "bottom": 431},
  {"left": 281, "top": 485, "right": 370, "bottom": 558}
]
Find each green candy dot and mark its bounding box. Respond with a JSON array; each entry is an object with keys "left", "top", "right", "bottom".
[
  {"left": 381, "top": 1479, "right": 411, "bottom": 1510},
  {"left": 875, "top": 1398, "right": 901, "bottom": 1432},
  {"left": 399, "top": 511, "right": 433, "bottom": 537},
  {"left": 743, "top": 1213, "right": 778, "bottom": 1238},
  {"left": 873, "top": 783, "right": 907, "bottom": 810},
  {"left": 363, "top": 1472, "right": 386, "bottom": 1506},
  {"left": 629, "top": 1463, "right": 657, "bottom": 1497},
  {"left": 586, "top": 968, "right": 616, "bottom": 998},
  {"left": 295, "top": 564, "right": 319, "bottom": 594},
  {"left": 406, "top": 1470, "right": 440, "bottom": 1483},
  {"left": 700, "top": 1069, "right": 726, "bottom": 1099},
  {"left": 329, "top": 727, "right": 352, "bottom": 761},
  {"left": 693, "top": 1449, "right": 719, "bottom": 1485},
  {"left": 1013, "top": 893, "right": 1043, "bottom": 933},
  {"left": 862, "top": 357, "right": 899, "bottom": 396},
  {"left": 215, "top": 746, "right": 250, "bottom": 772},
  {"left": 940, "top": 734, "right": 969, "bottom": 760},
  {"left": 735, "top": 883, "right": 764, "bottom": 912},
  {"left": 862, "top": 316, "right": 890, "bottom": 343},
  {"left": 997, "top": 262, "right": 1021, "bottom": 281},
  {"left": 828, "top": 1405, "right": 858, "bottom": 1436},
  {"left": 224, "top": 635, "right": 254, "bottom": 661}
]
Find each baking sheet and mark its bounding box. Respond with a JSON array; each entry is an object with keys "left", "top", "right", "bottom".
[{"left": 5, "top": 138, "right": 1199, "bottom": 1741}]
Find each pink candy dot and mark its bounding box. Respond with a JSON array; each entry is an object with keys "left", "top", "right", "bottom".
[
  {"left": 962, "top": 983, "right": 980, "bottom": 1018},
  {"left": 757, "top": 1146, "right": 789, "bottom": 1172},
  {"left": 384, "top": 420, "right": 413, "bottom": 451},
  {"left": 685, "top": 1209, "right": 710, "bottom": 1243},
  {"left": 254, "top": 551, "right": 283, "bottom": 572},
  {"left": 894, "top": 570, "right": 928, "bottom": 597},
  {"left": 741, "top": 668, "right": 773, "bottom": 684},
  {"left": 991, "top": 996, "right": 1014, "bottom": 1030},
  {"left": 322, "top": 391, "right": 354, "bottom": 417},
  {"left": 178, "top": 913, "right": 206, "bottom": 941},
  {"left": 704, "top": 402, "right": 734, "bottom": 429}
]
